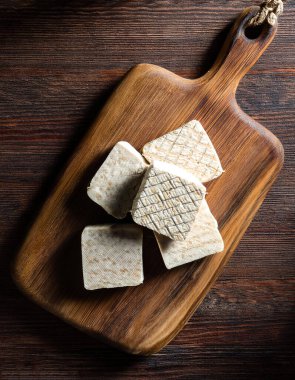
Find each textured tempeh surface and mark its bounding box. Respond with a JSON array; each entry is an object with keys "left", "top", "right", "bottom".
[
  {"left": 81, "top": 224, "right": 143, "bottom": 290},
  {"left": 132, "top": 161, "right": 206, "bottom": 240},
  {"left": 87, "top": 141, "right": 148, "bottom": 219},
  {"left": 155, "top": 200, "right": 224, "bottom": 269},
  {"left": 142, "top": 120, "right": 223, "bottom": 183}
]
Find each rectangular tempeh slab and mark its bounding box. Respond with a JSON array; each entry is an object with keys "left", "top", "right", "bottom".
[
  {"left": 132, "top": 160, "right": 206, "bottom": 240},
  {"left": 142, "top": 119, "right": 223, "bottom": 183},
  {"left": 81, "top": 224, "right": 144, "bottom": 290},
  {"left": 87, "top": 141, "right": 148, "bottom": 219},
  {"left": 155, "top": 200, "right": 224, "bottom": 269}
]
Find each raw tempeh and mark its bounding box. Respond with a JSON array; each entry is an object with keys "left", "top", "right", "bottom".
[
  {"left": 131, "top": 160, "right": 206, "bottom": 241},
  {"left": 155, "top": 200, "right": 224, "bottom": 269},
  {"left": 142, "top": 119, "right": 223, "bottom": 183},
  {"left": 87, "top": 141, "right": 148, "bottom": 219},
  {"left": 81, "top": 224, "right": 143, "bottom": 290}
]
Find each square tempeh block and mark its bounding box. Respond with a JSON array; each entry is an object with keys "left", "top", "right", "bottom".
[
  {"left": 82, "top": 224, "right": 143, "bottom": 290},
  {"left": 142, "top": 119, "right": 223, "bottom": 183},
  {"left": 87, "top": 141, "right": 148, "bottom": 219},
  {"left": 131, "top": 160, "right": 206, "bottom": 241},
  {"left": 155, "top": 200, "right": 224, "bottom": 269}
]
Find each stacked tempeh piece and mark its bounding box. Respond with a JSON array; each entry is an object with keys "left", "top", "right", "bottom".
[{"left": 82, "top": 120, "right": 224, "bottom": 289}]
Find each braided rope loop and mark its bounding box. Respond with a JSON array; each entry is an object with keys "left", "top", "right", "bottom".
[{"left": 249, "top": 0, "right": 284, "bottom": 26}]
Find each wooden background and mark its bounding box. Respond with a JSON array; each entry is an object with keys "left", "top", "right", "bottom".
[{"left": 0, "top": 0, "right": 294, "bottom": 379}]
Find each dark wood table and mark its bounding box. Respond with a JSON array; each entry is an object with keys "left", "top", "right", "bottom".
[{"left": 0, "top": 1, "right": 294, "bottom": 379}]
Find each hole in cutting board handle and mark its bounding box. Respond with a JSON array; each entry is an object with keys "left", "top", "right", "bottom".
[{"left": 244, "top": 24, "right": 265, "bottom": 40}]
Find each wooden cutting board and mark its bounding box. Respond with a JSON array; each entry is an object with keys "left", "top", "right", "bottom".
[{"left": 12, "top": 7, "right": 284, "bottom": 355}]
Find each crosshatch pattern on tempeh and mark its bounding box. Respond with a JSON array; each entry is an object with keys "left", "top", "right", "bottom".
[
  {"left": 132, "top": 161, "right": 206, "bottom": 241},
  {"left": 142, "top": 120, "right": 223, "bottom": 183}
]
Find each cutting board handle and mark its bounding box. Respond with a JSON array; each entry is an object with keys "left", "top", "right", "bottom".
[{"left": 204, "top": 7, "right": 277, "bottom": 95}]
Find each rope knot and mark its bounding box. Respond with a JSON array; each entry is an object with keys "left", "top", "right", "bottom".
[{"left": 249, "top": 0, "right": 284, "bottom": 26}]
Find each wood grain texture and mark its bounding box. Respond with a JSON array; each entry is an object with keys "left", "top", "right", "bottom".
[
  {"left": 0, "top": 0, "right": 294, "bottom": 378},
  {"left": 11, "top": 6, "right": 284, "bottom": 354}
]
